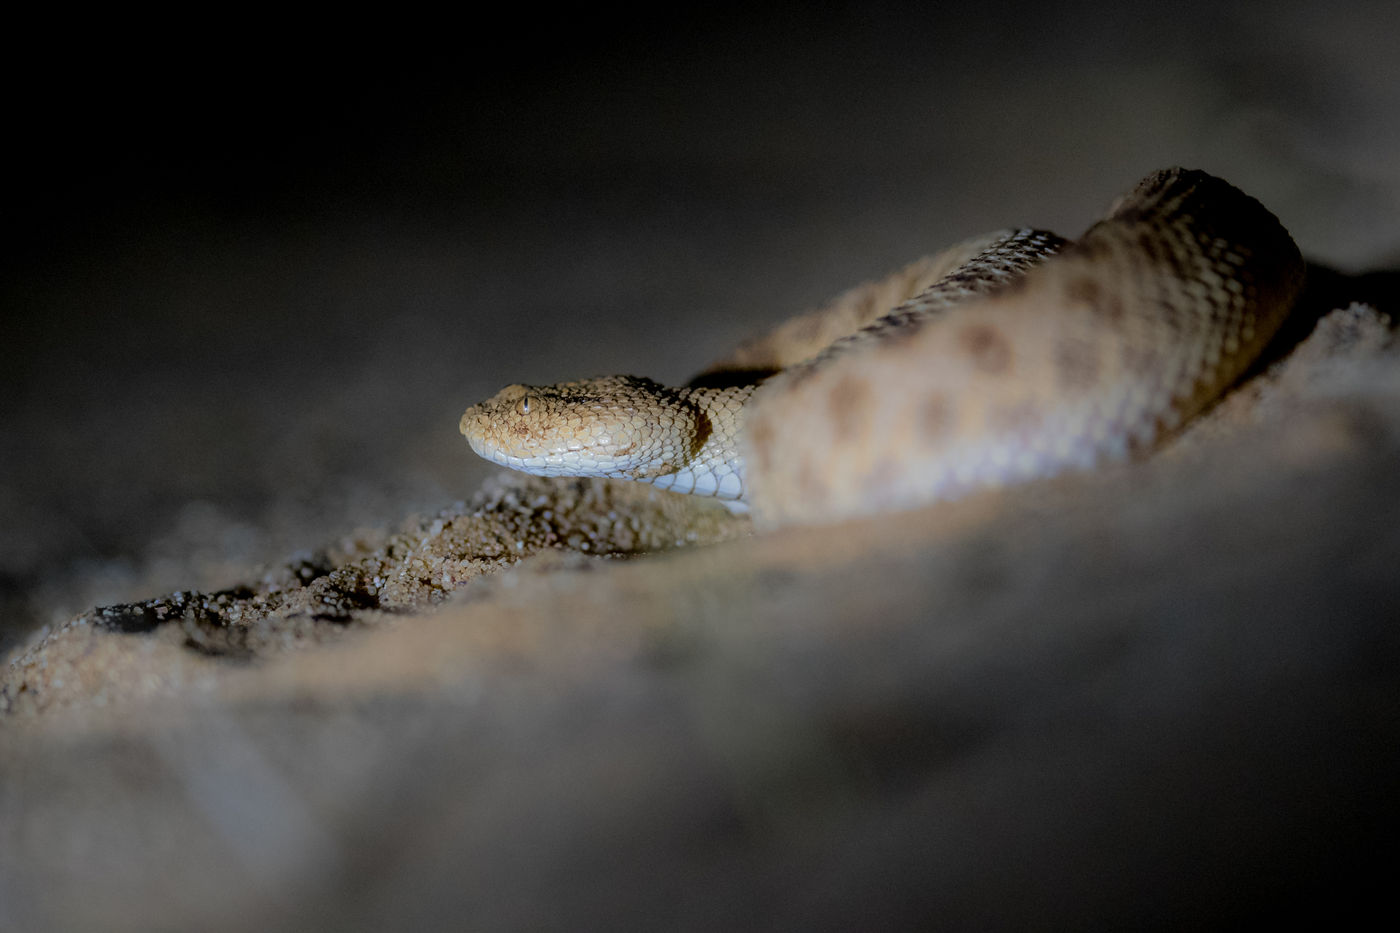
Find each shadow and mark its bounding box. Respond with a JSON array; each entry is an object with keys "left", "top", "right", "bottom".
[
  {"left": 687, "top": 367, "right": 781, "bottom": 389},
  {"left": 1252, "top": 263, "right": 1400, "bottom": 371}
]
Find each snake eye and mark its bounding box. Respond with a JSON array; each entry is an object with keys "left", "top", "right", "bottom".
[{"left": 515, "top": 396, "right": 532, "bottom": 415}]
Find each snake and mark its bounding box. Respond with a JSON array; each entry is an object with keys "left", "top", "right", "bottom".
[{"left": 460, "top": 168, "right": 1305, "bottom": 527}]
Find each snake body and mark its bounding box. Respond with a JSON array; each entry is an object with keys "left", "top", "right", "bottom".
[{"left": 460, "top": 169, "right": 1305, "bottom": 527}]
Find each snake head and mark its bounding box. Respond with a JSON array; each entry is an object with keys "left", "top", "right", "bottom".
[{"left": 460, "top": 375, "right": 703, "bottom": 480}]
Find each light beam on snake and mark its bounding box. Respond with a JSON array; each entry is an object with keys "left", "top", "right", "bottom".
[{"left": 460, "top": 168, "right": 1305, "bottom": 527}]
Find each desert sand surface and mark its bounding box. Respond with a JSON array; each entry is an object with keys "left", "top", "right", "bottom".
[{"left": 4, "top": 5, "right": 1399, "bottom": 930}]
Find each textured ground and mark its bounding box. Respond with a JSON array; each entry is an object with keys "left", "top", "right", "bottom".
[{"left": 4, "top": 4, "right": 1400, "bottom": 930}]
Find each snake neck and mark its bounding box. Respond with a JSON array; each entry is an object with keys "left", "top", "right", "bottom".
[{"left": 638, "top": 384, "right": 755, "bottom": 508}]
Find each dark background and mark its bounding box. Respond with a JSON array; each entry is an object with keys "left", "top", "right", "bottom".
[{"left": 4, "top": 2, "right": 1398, "bottom": 651}]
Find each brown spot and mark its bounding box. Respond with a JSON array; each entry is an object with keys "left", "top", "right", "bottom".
[
  {"left": 827, "top": 374, "right": 872, "bottom": 436},
  {"left": 1066, "top": 275, "right": 1101, "bottom": 306},
  {"left": 1055, "top": 338, "right": 1101, "bottom": 391},
  {"left": 958, "top": 324, "right": 1013, "bottom": 374},
  {"left": 918, "top": 394, "right": 953, "bottom": 444},
  {"left": 510, "top": 422, "right": 532, "bottom": 438},
  {"left": 1100, "top": 292, "right": 1126, "bottom": 322},
  {"left": 1066, "top": 275, "right": 1126, "bottom": 324},
  {"left": 748, "top": 418, "right": 774, "bottom": 471}
]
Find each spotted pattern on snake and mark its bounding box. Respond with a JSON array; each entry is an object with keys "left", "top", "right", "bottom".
[{"left": 460, "top": 168, "right": 1305, "bottom": 528}]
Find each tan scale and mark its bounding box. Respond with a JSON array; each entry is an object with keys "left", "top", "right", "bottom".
[{"left": 460, "top": 168, "right": 1305, "bottom": 527}]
